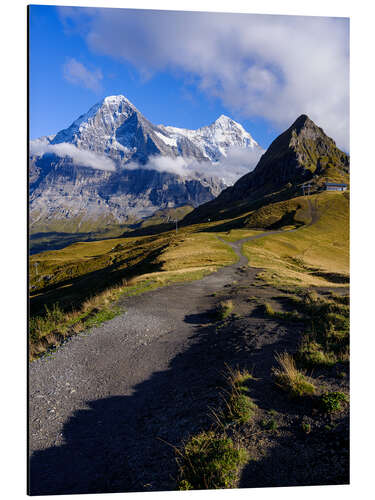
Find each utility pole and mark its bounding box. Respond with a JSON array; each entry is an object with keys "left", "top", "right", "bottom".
[{"left": 175, "top": 218, "right": 178, "bottom": 234}]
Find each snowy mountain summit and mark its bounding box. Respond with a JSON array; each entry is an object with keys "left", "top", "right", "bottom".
[
  {"left": 29, "top": 95, "right": 264, "bottom": 236},
  {"left": 161, "top": 114, "right": 260, "bottom": 162},
  {"left": 41, "top": 94, "right": 262, "bottom": 165}
]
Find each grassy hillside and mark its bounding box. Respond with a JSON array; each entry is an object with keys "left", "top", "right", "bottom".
[
  {"left": 29, "top": 187, "right": 349, "bottom": 359},
  {"left": 243, "top": 196, "right": 312, "bottom": 229},
  {"left": 29, "top": 225, "right": 238, "bottom": 358},
  {"left": 241, "top": 191, "right": 349, "bottom": 288},
  {"left": 30, "top": 189, "right": 349, "bottom": 316},
  {"left": 30, "top": 227, "right": 237, "bottom": 313}
]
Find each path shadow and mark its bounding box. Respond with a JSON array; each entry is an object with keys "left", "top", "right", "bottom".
[
  {"left": 184, "top": 311, "right": 215, "bottom": 325},
  {"left": 29, "top": 301, "right": 348, "bottom": 495},
  {"left": 239, "top": 414, "right": 349, "bottom": 488}
]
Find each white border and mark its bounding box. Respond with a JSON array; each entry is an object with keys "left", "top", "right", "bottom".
[{"left": 1, "top": 1, "right": 374, "bottom": 499}]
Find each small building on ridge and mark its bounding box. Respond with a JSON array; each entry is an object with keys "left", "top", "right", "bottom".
[{"left": 323, "top": 182, "right": 348, "bottom": 192}]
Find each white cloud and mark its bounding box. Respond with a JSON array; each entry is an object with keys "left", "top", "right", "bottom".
[
  {"left": 59, "top": 9, "right": 349, "bottom": 151},
  {"left": 63, "top": 58, "right": 103, "bottom": 92},
  {"left": 30, "top": 138, "right": 259, "bottom": 182},
  {"left": 30, "top": 140, "right": 116, "bottom": 171},
  {"left": 126, "top": 146, "right": 263, "bottom": 185}
]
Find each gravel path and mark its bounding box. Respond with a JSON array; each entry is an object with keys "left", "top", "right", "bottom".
[{"left": 28, "top": 231, "right": 286, "bottom": 495}]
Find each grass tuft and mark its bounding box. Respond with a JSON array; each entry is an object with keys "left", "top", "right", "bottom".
[
  {"left": 222, "top": 366, "right": 257, "bottom": 424},
  {"left": 262, "top": 302, "right": 301, "bottom": 321},
  {"left": 177, "top": 431, "right": 249, "bottom": 490},
  {"left": 215, "top": 300, "right": 234, "bottom": 320},
  {"left": 261, "top": 418, "right": 278, "bottom": 432},
  {"left": 272, "top": 352, "right": 316, "bottom": 398}
]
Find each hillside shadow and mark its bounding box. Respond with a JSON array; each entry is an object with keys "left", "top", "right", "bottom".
[
  {"left": 29, "top": 231, "right": 123, "bottom": 255},
  {"left": 30, "top": 244, "right": 168, "bottom": 315}
]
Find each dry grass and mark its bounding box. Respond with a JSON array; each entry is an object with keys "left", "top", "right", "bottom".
[
  {"left": 217, "top": 229, "right": 263, "bottom": 242},
  {"left": 160, "top": 233, "right": 237, "bottom": 272},
  {"left": 293, "top": 292, "right": 350, "bottom": 368},
  {"left": 224, "top": 371, "right": 256, "bottom": 424},
  {"left": 272, "top": 352, "right": 316, "bottom": 398},
  {"left": 30, "top": 229, "right": 237, "bottom": 306},
  {"left": 225, "top": 365, "right": 253, "bottom": 388},
  {"left": 244, "top": 197, "right": 312, "bottom": 229},
  {"left": 29, "top": 279, "right": 129, "bottom": 360},
  {"left": 29, "top": 266, "right": 225, "bottom": 361},
  {"left": 242, "top": 192, "right": 349, "bottom": 288}
]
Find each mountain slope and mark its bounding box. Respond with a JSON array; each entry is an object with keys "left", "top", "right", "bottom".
[
  {"left": 183, "top": 114, "right": 349, "bottom": 224},
  {"left": 29, "top": 95, "right": 263, "bottom": 237}
]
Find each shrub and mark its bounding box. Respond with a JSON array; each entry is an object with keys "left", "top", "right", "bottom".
[
  {"left": 29, "top": 303, "right": 66, "bottom": 342},
  {"left": 215, "top": 300, "right": 234, "bottom": 320},
  {"left": 177, "top": 431, "right": 249, "bottom": 490},
  {"left": 226, "top": 392, "right": 256, "bottom": 424},
  {"left": 261, "top": 418, "right": 278, "bottom": 431},
  {"left": 320, "top": 392, "right": 348, "bottom": 414},
  {"left": 223, "top": 366, "right": 256, "bottom": 424},
  {"left": 272, "top": 352, "right": 316, "bottom": 398}
]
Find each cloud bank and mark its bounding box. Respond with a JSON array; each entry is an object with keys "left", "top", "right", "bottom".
[
  {"left": 63, "top": 57, "right": 103, "bottom": 92},
  {"left": 30, "top": 140, "right": 116, "bottom": 171},
  {"left": 126, "top": 146, "right": 263, "bottom": 185},
  {"left": 29, "top": 140, "right": 260, "bottom": 182},
  {"left": 58, "top": 8, "right": 349, "bottom": 151}
]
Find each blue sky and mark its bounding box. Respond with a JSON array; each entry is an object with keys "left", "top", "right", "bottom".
[{"left": 29, "top": 5, "right": 349, "bottom": 151}]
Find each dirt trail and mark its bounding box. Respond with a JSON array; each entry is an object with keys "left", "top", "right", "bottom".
[{"left": 27, "top": 228, "right": 299, "bottom": 495}]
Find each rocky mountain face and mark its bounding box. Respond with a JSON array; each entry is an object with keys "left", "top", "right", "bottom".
[
  {"left": 29, "top": 95, "right": 262, "bottom": 233},
  {"left": 183, "top": 114, "right": 349, "bottom": 224}
]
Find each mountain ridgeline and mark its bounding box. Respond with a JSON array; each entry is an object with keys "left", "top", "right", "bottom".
[
  {"left": 183, "top": 114, "right": 349, "bottom": 224},
  {"left": 29, "top": 95, "right": 262, "bottom": 236}
]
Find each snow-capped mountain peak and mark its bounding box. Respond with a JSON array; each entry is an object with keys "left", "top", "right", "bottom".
[
  {"left": 162, "top": 114, "right": 261, "bottom": 161},
  {"left": 51, "top": 94, "right": 142, "bottom": 156},
  {"left": 47, "top": 95, "right": 263, "bottom": 164},
  {"left": 102, "top": 94, "right": 134, "bottom": 106},
  {"left": 214, "top": 114, "right": 234, "bottom": 125}
]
